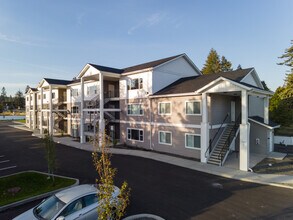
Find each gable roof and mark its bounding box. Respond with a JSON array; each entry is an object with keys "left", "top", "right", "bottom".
[
  {"left": 43, "top": 78, "right": 73, "bottom": 85},
  {"left": 122, "top": 54, "right": 184, "bottom": 73},
  {"left": 88, "top": 64, "right": 123, "bottom": 74},
  {"left": 154, "top": 68, "right": 254, "bottom": 95},
  {"left": 249, "top": 116, "right": 280, "bottom": 129}
]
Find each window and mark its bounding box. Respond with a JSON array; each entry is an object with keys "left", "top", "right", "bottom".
[
  {"left": 26, "top": 97, "right": 29, "bottom": 101},
  {"left": 186, "top": 101, "right": 201, "bottom": 115},
  {"left": 71, "top": 89, "right": 79, "bottom": 97},
  {"left": 71, "top": 106, "right": 79, "bottom": 114},
  {"left": 159, "top": 131, "right": 172, "bottom": 145},
  {"left": 59, "top": 198, "right": 84, "bottom": 217},
  {"left": 52, "top": 92, "right": 55, "bottom": 99},
  {"left": 43, "top": 94, "right": 46, "bottom": 99},
  {"left": 87, "top": 85, "right": 97, "bottom": 95},
  {"left": 38, "top": 94, "right": 40, "bottom": 100},
  {"left": 128, "top": 78, "right": 143, "bottom": 90},
  {"left": 83, "top": 194, "right": 98, "bottom": 207},
  {"left": 127, "top": 104, "right": 143, "bottom": 115},
  {"left": 127, "top": 128, "right": 143, "bottom": 141},
  {"left": 185, "top": 134, "right": 201, "bottom": 149},
  {"left": 158, "top": 102, "right": 171, "bottom": 115}
]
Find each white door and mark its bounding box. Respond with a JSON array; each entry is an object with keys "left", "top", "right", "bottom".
[
  {"left": 108, "top": 84, "right": 115, "bottom": 98},
  {"left": 231, "top": 101, "right": 235, "bottom": 122}
]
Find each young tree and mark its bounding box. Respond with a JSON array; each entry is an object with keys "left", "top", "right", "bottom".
[
  {"left": 92, "top": 132, "right": 130, "bottom": 220},
  {"left": 43, "top": 132, "right": 56, "bottom": 184},
  {"left": 202, "top": 48, "right": 233, "bottom": 74}
]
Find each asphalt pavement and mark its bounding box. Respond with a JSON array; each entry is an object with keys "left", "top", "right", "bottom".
[{"left": 1, "top": 121, "right": 293, "bottom": 220}]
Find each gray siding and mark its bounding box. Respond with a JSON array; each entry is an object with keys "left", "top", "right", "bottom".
[{"left": 249, "top": 121, "right": 269, "bottom": 154}]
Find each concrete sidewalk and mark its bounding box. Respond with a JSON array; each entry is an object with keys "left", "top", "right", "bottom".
[{"left": 53, "top": 136, "right": 293, "bottom": 189}]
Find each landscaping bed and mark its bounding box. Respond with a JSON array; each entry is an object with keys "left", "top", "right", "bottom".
[
  {"left": 252, "top": 154, "right": 293, "bottom": 175},
  {"left": 0, "top": 171, "right": 76, "bottom": 207}
]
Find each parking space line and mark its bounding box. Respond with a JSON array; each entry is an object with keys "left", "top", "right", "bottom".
[
  {"left": 0, "top": 155, "right": 5, "bottom": 158},
  {"left": 0, "top": 160, "right": 9, "bottom": 163},
  {"left": 0, "top": 166, "right": 17, "bottom": 171}
]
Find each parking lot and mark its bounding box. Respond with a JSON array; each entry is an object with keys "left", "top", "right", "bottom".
[{"left": 1, "top": 121, "right": 293, "bottom": 220}]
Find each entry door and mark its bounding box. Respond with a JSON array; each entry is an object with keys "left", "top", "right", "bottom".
[
  {"left": 108, "top": 84, "right": 115, "bottom": 98},
  {"left": 231, "top": 101, "right": 236, "bottom": 122}
]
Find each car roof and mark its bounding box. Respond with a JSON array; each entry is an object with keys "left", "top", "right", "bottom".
[{"left": 55, "top": 184, "right": 97, "bottom": 204}]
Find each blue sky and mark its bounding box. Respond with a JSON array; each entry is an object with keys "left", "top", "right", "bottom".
[{"left": 0, "top": 0, "right": 292, "bottom": 96}]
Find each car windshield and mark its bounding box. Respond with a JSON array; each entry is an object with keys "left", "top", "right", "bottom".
[{"left": 33, "top": 195, "right": 65, "bottom": 220}]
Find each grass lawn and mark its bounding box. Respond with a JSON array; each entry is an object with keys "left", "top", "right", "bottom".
[
  {"left": 252, "top": 154, "right": 293, "bottom": 175},
  {"left": 275, "top": 125, "right": 293, "bottom": 136},
  {"left": 0, "top": 171, "right": 76, "bottom": 207},
  {"left": 15, "top": 119, "right": 26, "bottom": 123}
]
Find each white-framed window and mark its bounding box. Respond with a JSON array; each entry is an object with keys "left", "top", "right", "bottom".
[
  {"left": 185, "top": 101, "right": 201, "bottom": 115},
  {"left": 71, "top": 106, "right": 79, "bottom": 114},
  {"left": 128, "top": 78, "right": 143, "bottom": 90},
  {"left": 87, "top": 85, "right": 97, "bottom": 95},
  {"left": 43, "top": 94, "right": 46, "bottom": 99},
  {"left": 158, "top": 131, "right": 172, "bottom": 145},
  {"left": 52, "top": 92, "right": 55, "bottom": 99},
  {"left": 185, "top": 134, "right": 201, "bottom": 149},
  {"left": 71, "top": 89, "right": 79, "bottom": 97},
  {"left": 127, "top": 104, "right": 143, "bottom": 116},
  {"left": 127, "top": 128, "right": 144, "bottom": 142},
  {"left": 26, "top": 97, "right": 29, "bottom": 101},
  {"left": 38, "top": 94, "right": 41, "bottom": 100},
  {"left": 158, "top": 102, "right": 171, "bottom": 115}
]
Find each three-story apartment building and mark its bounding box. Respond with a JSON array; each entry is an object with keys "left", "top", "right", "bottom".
[{"left": 26, "top": 54, "right": 279, "bottom": 171}]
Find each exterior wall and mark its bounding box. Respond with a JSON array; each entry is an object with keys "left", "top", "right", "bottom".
[
  {"left": 249, "top": 96, "right": 264, "bottom": 117},
  {"left": 152, "top": 96, "right": 202, "bottom": 125},
  {"left": 249, "top": 121, "right": 269, "bottom": 154},
  {"left": 241, "top": 72, "right": 259, "bottom": 87},
  {"left": 152, "top": 57, "right": 200, "bottom": 94},
  {"left": 119, "top": 70, "right": 152, "bottom": 99}
]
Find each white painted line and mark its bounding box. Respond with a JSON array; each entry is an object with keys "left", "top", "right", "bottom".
[
  {"left": 0, "top": 160, "right": 9, "bottom": 163},
  {"left": 0, "top": 166, "right": 17, "bottom": 171},
  {"left": 0, "top": 155, "right": 5, "bottom": 158}
]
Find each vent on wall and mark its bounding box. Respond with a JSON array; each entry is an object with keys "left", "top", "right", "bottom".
[{"left": 256, "top": 138, "right": 260, "bottom": 145}]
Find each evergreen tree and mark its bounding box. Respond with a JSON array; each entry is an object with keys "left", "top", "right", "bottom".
[
  {"left": 220, "top": 56, "right": 232, "bottom": 72},
  {"left": 202, "top": 48, "right": 221, "bottom": 74},
  {"left": 0, "top": 87, "right": 7, "bottom": 103},
  {"left": 278, "top": 40, "right": 293, "bottom": 72},
  {"left": 202, "top": 48, "right": 233, "bottom": 74},
  {"left": 261, "top": 81, "right": 270, "bottom": 91},
  {"left": 14, "top": 90, "right": 25, "bottom": 109}
]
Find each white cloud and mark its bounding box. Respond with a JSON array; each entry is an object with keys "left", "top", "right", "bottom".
[
  {"left": 0, "top": 32, "right": 45, "bottom": 47},
  {"left": 128, "top": 12, "right": 167, "bottom": 35}
]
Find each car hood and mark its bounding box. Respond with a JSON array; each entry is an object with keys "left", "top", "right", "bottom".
[{"left": 13, "top": 208, "right": 37, "bottom": 220}]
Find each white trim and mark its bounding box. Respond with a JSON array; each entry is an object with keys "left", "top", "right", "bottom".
[
  {"left": 120, "top": 120, "right": 202, "bottom": 128},
  {"left": 150, "top": 92, "right": 198, "bottom": 98},
  {"left": 241, "top": 68, "right": 264, "bottom": 89},
  {"left": 196, "top": 76, "right": 252, "bottom": 94},
  {"left": 127, "top": 128, "right": 144, "bottom": 142},
  {"left": 185, "top": 133, "right": 201, "bottom": 150},
  {"left": 158, "top": 102, "right": 172, "bottom": 115},
  {"left": 185, "top": 100, "right": 201, "bottom": 115},
  {"left": 127, "top": 103, "right": 144, "bottom": 116},
  {"left": 158, "top": 130, "right": 172, "bottom": 145}
]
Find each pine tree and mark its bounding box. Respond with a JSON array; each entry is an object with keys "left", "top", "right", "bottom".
[
  {"left": 0, "top": 87, "right": 7, "bottom": 104},
  {"left": 278, "top": 40, "right": 293, "bottom": 72},
  {"left": 202, "top": 48, "right": 233, "bottom": 74},
  {"left": 202, "top": 48, "right": 221, "bottom": 74},
  {"left": 220, "top": 56, "right": 232, "bottom": 72}
]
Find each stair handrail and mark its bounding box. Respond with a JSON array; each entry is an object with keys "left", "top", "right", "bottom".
[
  {"left": 205, "top": 113, "right": 229, "bottom": 158},
  {"left": 218, "top": 115, "right": 241, "bottom": 166}
]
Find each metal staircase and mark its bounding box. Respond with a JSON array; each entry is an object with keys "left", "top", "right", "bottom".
[{"left": 207, "top": 124, "right": 237, "bottom": 165}]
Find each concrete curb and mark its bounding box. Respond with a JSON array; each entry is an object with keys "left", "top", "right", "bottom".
[
  {"left": 123, "top": 214, "right": 165, "bottom": 220},
  {"left": 0, "top": 170, "right": 79, "bottom": 212}
]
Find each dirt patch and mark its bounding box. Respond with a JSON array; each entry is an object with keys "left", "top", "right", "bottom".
[{"left": 252, "top": 154, "right": 293, "bottom": 175}]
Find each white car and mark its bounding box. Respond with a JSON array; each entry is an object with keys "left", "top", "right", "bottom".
[{"left": 13, "top": 184, "right": 120, "bottom": 220}]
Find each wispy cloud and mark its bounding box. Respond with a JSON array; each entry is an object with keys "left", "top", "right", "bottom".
[
  {"left": 128, "top": 12, "right": 167, "bottom": 35},
  {"left": 0, "top": 32, "right": 46, "bottom": 47},
  {"left": 76, "top": 13, "right": 85, "bottom": 26}
]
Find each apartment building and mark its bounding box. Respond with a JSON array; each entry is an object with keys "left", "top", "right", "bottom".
[{"left": 26, "top": 54, "right": 279, "bottom": 171}]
